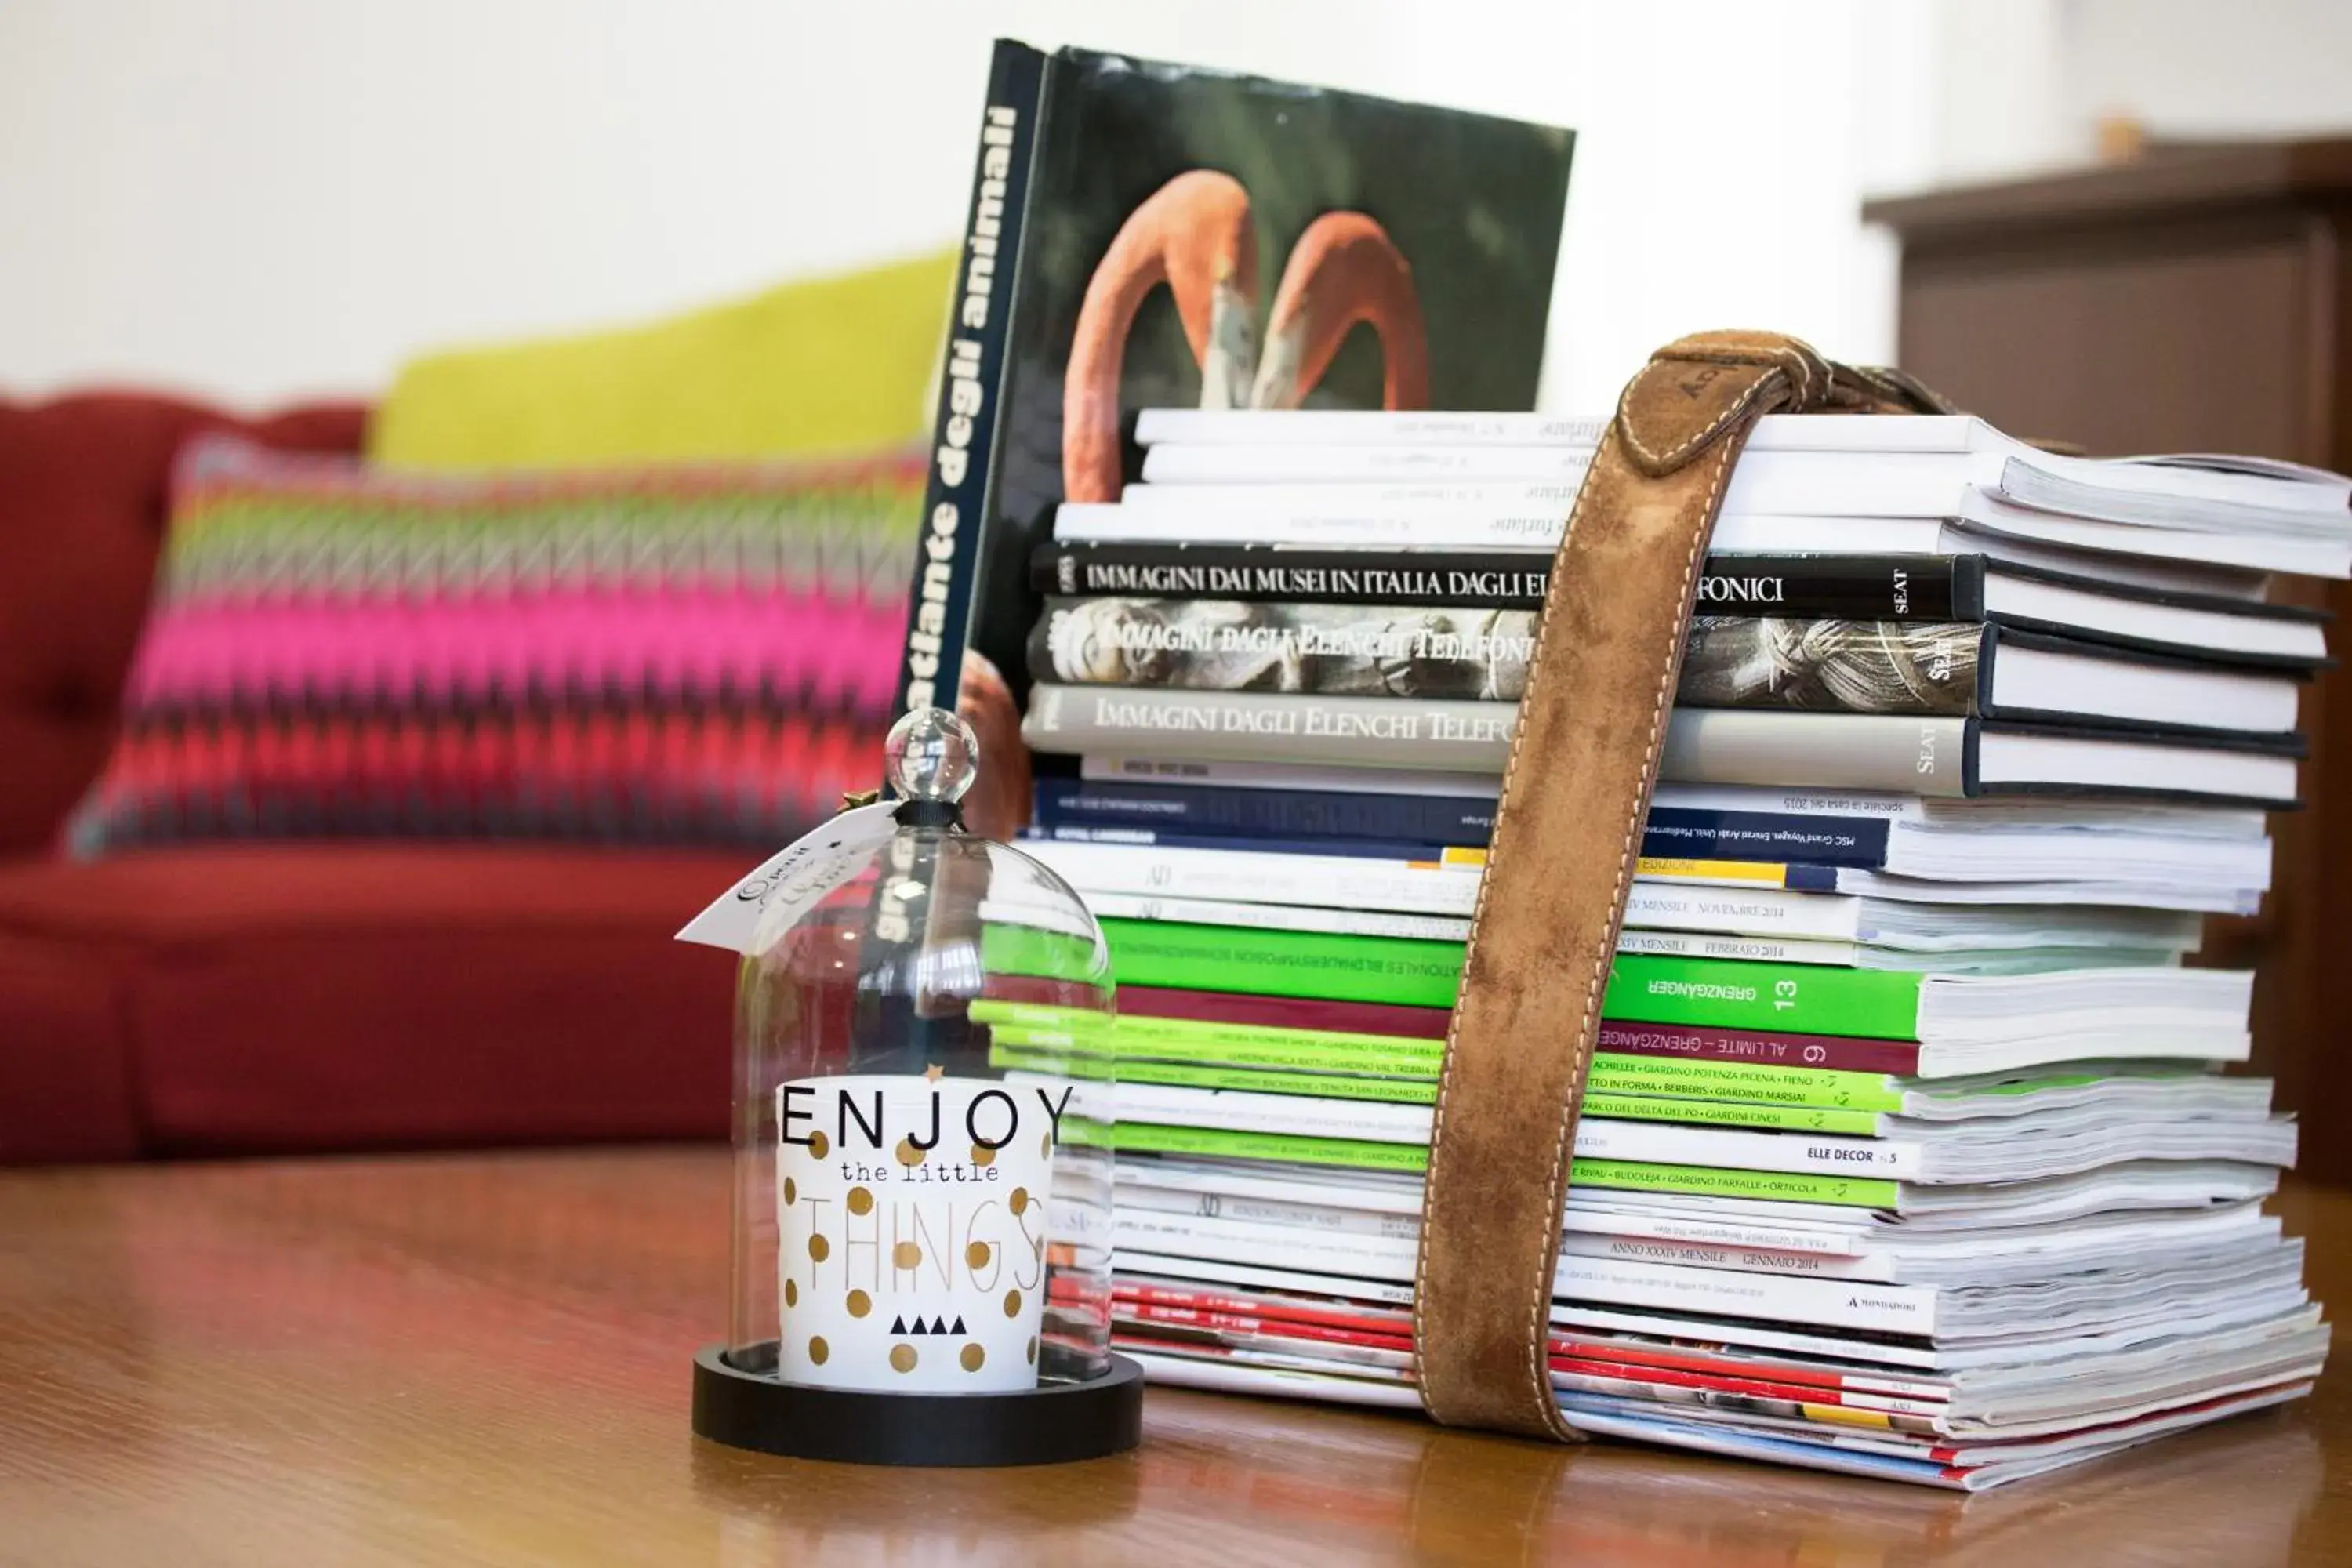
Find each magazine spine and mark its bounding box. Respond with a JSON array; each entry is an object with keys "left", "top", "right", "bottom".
[
  {"left": 1588, "top": 1054, "right": 1906, "bottom": 1109},
  {"left": 1599, "top": 1020, "right": 1925, "bottom": 1073},
  {"left": 1113, "top": 1122, "right": 1905, "bottom": 1206},
  {"left": 1117, "top": 1214, "right": 1938, "bottom": 1334},
  {"left": 1119, "top": 1307, "right": 1415, "bottom": 1359},
  {"left": 1075, "top": 890, "right": 1474, "bottom": 943},
  {"left": 996, "top": 1040, "right": 1894, "bottom": 1131},
  {"left": 1043, "top": 829, "right": 1860, "bottom": 895},
  {"left": 1641, "top": 806, "right": 1891, "bottom": 869},
  {"left": 1089, "top": 916, "right": 1463, "bottom": 1009},
  {"left": 1034, "top": 826, "right": 1490, "bottom": 864},
  {"left": 1046, "top": 779, "right": 1899, "bottom": 868},
  {"left": 1056, "top": 493, "right": 1581, "bottom": 548},
  {"left": 989, "top": 1044, "right": 1436, "bottom": 1105},
  {"left": 1112, "top": 1280, "right": 1412, "bottom": 1337},
  {"left": 1094, "top": 1078, "right": 1925, "bottom": 1176},
  {"left": 1546, "top": 1363, "right": 1943, "bottom": 1421},
  {"left": 1566, "top": 1248, "right": 1932, "bottom": 1337},
  {"left": 1131, "top": 408, "right": 1616, "bottom": 447},
  {"left": 1119, "top": 1185, "right": 1424, "bottom": 1240},
  {"left": 1566, "top": 1252, "right": 1946, "bottom": 1338},
  {"left": 1019, "top": 837, "right": 1484, "bottom": 916},
  {"left": 1121, "top": 1168, "right": 1905, "bottom": 1263},
  {"left": 1069, "top": 918, "right": 1927, "bottom": 1036},
  {"left": 975, "top": 999, "right": 1914, "bottom": 1108},
  {"left": 891, "top": 40, "right": 1047, "bottom": 720},
  {"left": 1140, "top": 442, "right": 1595, "bottom": 485},
  {"left": 1110, "top": 985, "right": 1931, "bottom": 1072},
  {"left": 1120, "top": 1258, "right": 1421, "bottom": 1312},
  {"left": 1547, "top": 1350, "right": 1944, "bottom": 1408},
  {"left": 1072, "top": 889, "right": 1866, "bottom": 957},
  {"left": 1556, "top": 1232, "right": 1901, "bottom": 1283},
  {"left": 1062, "top": 494, "right": 1955, "bottom": 553}
]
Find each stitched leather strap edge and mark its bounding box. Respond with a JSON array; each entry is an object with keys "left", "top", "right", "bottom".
[{"left": 1410, "top": 330, "right": 1944, "bottom": 1439}]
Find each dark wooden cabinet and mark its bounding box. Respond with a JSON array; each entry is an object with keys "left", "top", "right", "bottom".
[{"left": 1867, "top": 140, "right": 2352, "bottom": 1180}]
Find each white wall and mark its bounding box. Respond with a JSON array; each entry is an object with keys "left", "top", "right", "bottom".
[
  {"left": 0, "top": 0, "right": 1931, "bottom": 415},
  {"left": 2064, "top": 0, "right": 2352, "bottom": 148},
  {"left": 9, "top": 2, "right": 2344, "bottom": 416},
  {"left": 1894, "top": 0, "right": 2352, "bottom": 186}
]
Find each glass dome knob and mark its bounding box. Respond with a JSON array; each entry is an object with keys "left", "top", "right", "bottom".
[{"left": 884, "top": 706, "right": 979, "bottom": 805}]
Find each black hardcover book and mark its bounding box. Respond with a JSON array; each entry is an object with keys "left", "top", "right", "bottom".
[
  {"left": 1029, "top": 540, "right": 1552, "bottom": 608},
  {"left": 1025, "top": 542, "right": 2331, "bottom": 668},
  {"left": 1029, "top": 543, "right": 1955, "bottom": 615},
  {"left": 891, "top": 39, "right": 1575, "bottom": 721}
]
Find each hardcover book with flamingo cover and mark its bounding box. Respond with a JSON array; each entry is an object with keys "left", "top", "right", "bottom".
[{"left": 895, "top": 38, "right": 1573, "bottom": 734}]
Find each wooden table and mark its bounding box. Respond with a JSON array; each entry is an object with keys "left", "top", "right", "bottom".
[{"left": 0, "top": 1149, "right": 2341, "bottom": 1566}]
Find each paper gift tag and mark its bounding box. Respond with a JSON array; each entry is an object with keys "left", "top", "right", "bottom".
[
  {"left": 775, "top": 1074, "right": 1071, "bottom": 1393},
  {"left": 674, "top": 801, "right": 898, "bottom": 953}
]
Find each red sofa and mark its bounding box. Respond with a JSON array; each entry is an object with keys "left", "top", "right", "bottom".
[{"left": 0, "top": 394, "right": 749, "bottom": 1161}]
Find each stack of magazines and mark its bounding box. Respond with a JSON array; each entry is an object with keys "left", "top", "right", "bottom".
[{"left": 997, "top": 408, "right": 2343, "bottom": 1488}]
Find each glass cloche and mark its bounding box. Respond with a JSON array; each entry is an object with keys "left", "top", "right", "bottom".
[{"left": 688, "top": 708, "right": 1140, "bottom": 1466}]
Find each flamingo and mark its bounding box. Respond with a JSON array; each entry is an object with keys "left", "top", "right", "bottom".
[
  {"left": 1250, "top": 211, "right": 1429, "bottom": 412},
  {"left": 1062, "top": 171, "right": 1427, "bottom": 503},
  {"left": 952, "top": 649, "right": 1029, "bottom": 841},
  {"left": 1062, "top": 171, "right": 1258, "bottom": 505}
]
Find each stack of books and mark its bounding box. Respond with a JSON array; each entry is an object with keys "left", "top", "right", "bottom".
[{"left": 997, "top": 408, "right": 2343, "bottom": 1488}]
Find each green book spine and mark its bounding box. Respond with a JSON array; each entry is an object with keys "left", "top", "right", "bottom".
[
  {"left": 1066, "top": 921, "right": 1925, "bottom": 1039},
  {"left": 1602, "top": 953, "right": 1922, "bottom": 1040},
  {"left": 1579, "top": 1092, "right": 1882, "bottom": 1136},
  {"left": 1567, "top": 1158, "right": 1900, "bottom": 1208},
  {"left": 988, "top": 1022, "right": 1441, "bottom": 1079},
  {"left": 975, "top": 999, "right": 1443, "bottom": 1064},
  {"left": 996, "top": 1044, "right": 1883, "bottom": 1132},
  {"left": 992, "top": 1045, "right": 1436, "bottom": 1104},
  {"left": 972, "top": 1001, "right": 1914, "bottom": 1107},
  {"left": 968, "top": 999, "right": 1105, "bottom": 1037},
  {"left": 978, "top": 922, "right": 1104, "bottom": 979},
  {"left": 1117, "top": 1121, "right": 1432, "bottom": 1174},
  {"left": 1096, "top": 918, "right": 1463, "bottom": 1008},
  {"left": 969, "top": 1001, "right": 1910, "bottom": 1109},
  {"left": 1584, "top": 1057, "right": 1906, "bottom": 1112},
  {"left": 1116, "top": 1123, "right": 1899, "bottom": 1207}
]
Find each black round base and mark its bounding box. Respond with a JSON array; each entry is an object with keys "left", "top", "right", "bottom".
[{"left": 691, "top": 1344, "right": 1144, "bottom": 1467}]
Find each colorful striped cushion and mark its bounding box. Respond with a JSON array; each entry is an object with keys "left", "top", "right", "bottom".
[{"left": 65, "top": 435, "right": 920, "bottom": 855}]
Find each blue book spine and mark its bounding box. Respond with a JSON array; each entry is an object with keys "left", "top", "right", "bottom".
[
  {"left": 1030, "top": 826, "right": 1473, "bottom": 861},
  {"left": 1034, "top": 778, "right": 1498, "bottom": 844},
  {"left": 1642, "top": 808, "right": 1891, "bottom": 871}
]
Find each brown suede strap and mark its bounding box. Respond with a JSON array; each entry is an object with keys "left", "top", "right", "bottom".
[{"left": 1411, "top": 331, "right": 1949, "bottom": 1438}]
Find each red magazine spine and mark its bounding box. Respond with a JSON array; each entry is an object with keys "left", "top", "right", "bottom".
[
  {"left": 1548, "top": 1336, "right": 1945, "bottom": 1399},
  {"left": 1112, "top": 1279, "right": 1412, "bottom": 1338},
  {"left": 1112, "top": 985, "right": 1926, "bottom": 1073},
  {"left": 1548, "top": 1354, "right": 1939, "bottom": 1420},
  {"left": 1118, "top": 1303, "right": 1414, "bottom": 1354}
]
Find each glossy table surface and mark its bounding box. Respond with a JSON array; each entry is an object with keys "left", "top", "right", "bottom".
[{"left": 0, "top": 1148, "right": 2342, "bottom": 1566}]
